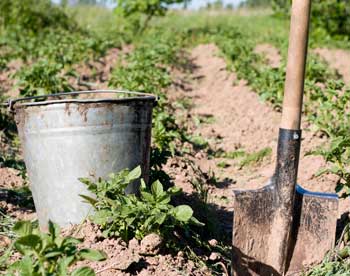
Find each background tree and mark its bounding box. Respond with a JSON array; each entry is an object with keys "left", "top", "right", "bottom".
[
  {"left": 114, "top": 0, "right": 185, "bottom": 32},
  {"left": 272, "top": 0, "right": 350, "bottom": 38},
  {"left": 212, "top": 0, "right": 224, "bottom": 9},
  {"left": 242, "top": 0, "right": 271, "bottom": 7},
  {"left": 78, "top": 0, "right": 97, "bottom": 4}
]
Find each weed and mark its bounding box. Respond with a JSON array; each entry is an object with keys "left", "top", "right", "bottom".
[
  {"left": 217, "top": 149, "right": 246, "bottom": 159},
  {"left": 80, "top": 166, "right": 203, "bottom": 241},
  {"left": 0, "top": 209, "right": 15, "bottom": 239},
  {"left": 4, "top": 220, "right": 106, "bottom": 276},
  {"left": 217, "top": 161, "right": 230, "bottom": 169},
  {"left": 239, "top": 147, "right": 272, "bottom": 168},
  {"left": 304, "top": 224, "right": 350, "bottom": 275},
  {"left": 307, "top": 80, "right": 350, "bottom": 197}
]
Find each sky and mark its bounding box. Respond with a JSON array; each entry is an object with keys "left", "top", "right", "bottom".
[{"left": 53, "top": 0, "right": 245, "bottom": 10}]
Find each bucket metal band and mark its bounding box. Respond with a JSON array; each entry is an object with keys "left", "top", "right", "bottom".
[{"left": 1, "top": 90, "right": 158, "bottom": 111}]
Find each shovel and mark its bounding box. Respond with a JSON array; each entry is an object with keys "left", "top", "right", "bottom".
[{"left": 232, "top": 0, "right": 339, "bottom": 275}]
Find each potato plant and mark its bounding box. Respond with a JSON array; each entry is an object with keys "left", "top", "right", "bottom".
[
  {"left": 80, "top": 166, "right": 203, "bottom": 241},
  {"left": 4, "top": 221, "right": 106, "bottom": 276}
]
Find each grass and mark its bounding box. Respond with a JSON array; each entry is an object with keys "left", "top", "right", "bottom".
[
  {"left": 67, "top": 5, "right": 115, "bottom": 32},
  {"left": 239, "top": 147, "right": 272, "bottom": 168},
  {"left": 217, "top": 149, "right": 246, "bottom": 159},
  {"left": 0, "top": 209, "right": 15, "bottom": 239},
  {"left": 214, "top": 147, "right": 271, "bottom": 168}
]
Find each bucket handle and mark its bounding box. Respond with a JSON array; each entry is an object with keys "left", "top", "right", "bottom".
[{"left": 1, "top": 90, "right": 158, "bottom": 112}]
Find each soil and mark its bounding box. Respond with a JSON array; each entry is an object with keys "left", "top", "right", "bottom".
[
  {"left": 68, "top": 222, "right": 211, "bottom": 276},
  {"left": 255, "top": 43, "right": 282, "bottom": 68},
  {"left": 1, "top": 42, "right": 350, "bottom": 275},
  {"left": 72, "top": 46, "right": 130, "bottom": 92},
  {"left": 314, "top": 48, "right": 350, "bottom": 85}
]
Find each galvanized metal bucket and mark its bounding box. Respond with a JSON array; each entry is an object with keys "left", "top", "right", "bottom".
[{"left": 7, "top": 90, "right": 156, "bottom": 228}]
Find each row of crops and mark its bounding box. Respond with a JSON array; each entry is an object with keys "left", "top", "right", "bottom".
[
  {"left": 0, "top": 2, "right": 231, "bottom": 274},
  {"left": 1, "top": 0, "right": 350, "bottom": 275}
]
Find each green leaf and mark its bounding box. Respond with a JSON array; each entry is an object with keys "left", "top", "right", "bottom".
[
  {"left": 315, "top": 167, "right": 329, "bottom": 177},
  {"left": 190, "top": 217, "right": 205, "bottom": 227},
  {"left": 172, "top": 205, "right": 193, "bottom": 222},
  {"left": 141, "top": 191, "right": 154, "bottom": 202},
  {"left": 140, "top": 179, "right": 147, "bottom": 190},
  {"left": 151, "top": 180, "right": 164, "bottom": 198},
  {"left": 167, "top": 186, "right": 181, "bottom": 195},
  {"left": 126, "top": 166, "right": 142, "bottom": 182},
  {"left": 92, "top": 210, "right": 111, "bottom": 225},
  {"left": 12, "top": 221, "right": 33, "bottom": 236},
  {"left": 48, "top": 220, "right": 60, "bottom": 240},
  {"left": 15, "top": 235, "right": 42, "bottom": 250},
  {"left": 8, "top": 256, "right": 34, "bottom": 275},
  {"left": 71, "top": 267, "right": 96, "bottom": 276},
  {"left": 157, "top": 194, "right": 171, "bottom": 205},
  {"left": 62, "top": 237, "right": 82, "bottom": 247},
  {"left": 45, "top": 251, "right": 63, "bottom": 258},
  {"left": 79, "top": 178, "right": 94, "bottom": 186},
  {"left": 80, "top": 194, "right": 98, "bottom": 206},
  {"left": 154, "top": 213, "right": 167, "bottom": 225},
  {"left": 79, "top": 249, "right": 107, "bottom": 261}
]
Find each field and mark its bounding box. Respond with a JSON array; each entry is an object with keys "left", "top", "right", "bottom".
[{"left": 1, "top": 1, "right": 350, "bottom": 275}]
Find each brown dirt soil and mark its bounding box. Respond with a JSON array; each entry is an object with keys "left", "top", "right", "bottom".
[
  {"left": 72, "top": 46, "right": 130, "bottom": 92},
  {"left": 255, "top": 43, "right": 282, "bottom": 68},
  {"left": 314, "top": 48, "right": 350, "bottom": 85},
  {"left": 0, "top": 168, "right": 23, "bottom": 189},
  {"left": 0, "top": 168, "right": 36, "bottom": 222},
  {"left": 0, "top": 59, "right": 22, "bottom": 97},
  {"left": 67, "top": 222, "right": 211, "bottom": 276}
]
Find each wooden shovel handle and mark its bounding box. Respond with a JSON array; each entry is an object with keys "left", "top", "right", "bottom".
[{"left": 281, "top": 0, "right": 312, "bottom": 130}]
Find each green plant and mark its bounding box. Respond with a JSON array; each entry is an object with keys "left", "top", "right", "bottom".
[
  {"left": 239, "top": 147, "right": 272, "bottom": 168},
  {"left": 217, "top": 161, "right": 230, "bottom": 169},
  {"left": 0, "top": 0, "right": 78, "bottom": 33},
  {"left": 304, "top": 224, "right": 350, "bottom": 275},
  {"left": 307, "top": 80, "right": 350, "bottom": 197},
  {"left": 216, "top": 149, "right": 246, "bottom": 159},
  {"left": 5, "top": 220, "right": 106, "bottom": 276},
  {"left": 16, "top": 60, "right": 75, "bottom": 97},
  {"left": 114, "top": 0, "right": 186, "bottom": 32},
  {"left": 80, "top": 166, "right": 203, "bottom": 241},
  {"left": 0, "top": 209, "right": 15, "bottom": 240},
  {"left": 273, "top": 0, "right": 350, "bottom": 39}
]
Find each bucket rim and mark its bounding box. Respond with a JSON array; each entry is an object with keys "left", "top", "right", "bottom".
[{"left": 3, "top": 90, "right": 157, "bottom": 110}]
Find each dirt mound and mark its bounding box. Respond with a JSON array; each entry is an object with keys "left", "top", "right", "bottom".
[
  {"left": 70, "top": 222, "right": 211, "bottom": 276},
  {"left": 0, "top": 168, "right": 24, "bottom": 189},
  {"left": 314, "top": 48, "right": 350, "bottom": 85},
  {"left": 255, "top": 43, "right": 282, "bottom": 68}
]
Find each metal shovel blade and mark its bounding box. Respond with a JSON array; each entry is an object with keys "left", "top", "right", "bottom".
[
  {"left": 287, "top": 185, "right": 338, "bottom": 274},
  {"left": 232, "top": 182, "right": 338, "bottom": 276}
]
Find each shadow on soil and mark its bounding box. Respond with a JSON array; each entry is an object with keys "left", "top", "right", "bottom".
[
  {"left": 0, "top": 186, "right": 34, "bottom": 211},
  {"left": 336, "top": 211, "right": 350, "bottom": 240}
]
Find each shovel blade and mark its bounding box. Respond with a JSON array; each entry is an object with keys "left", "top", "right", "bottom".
[
  {"left": 287, "top": 185, "right": 338, "bottom": 274},
  {"left": 232, "top": 183, "right": 338, "bottom": 276},
  {"left": 232, "top": 182, "right": 282, "bottom": 276}
]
